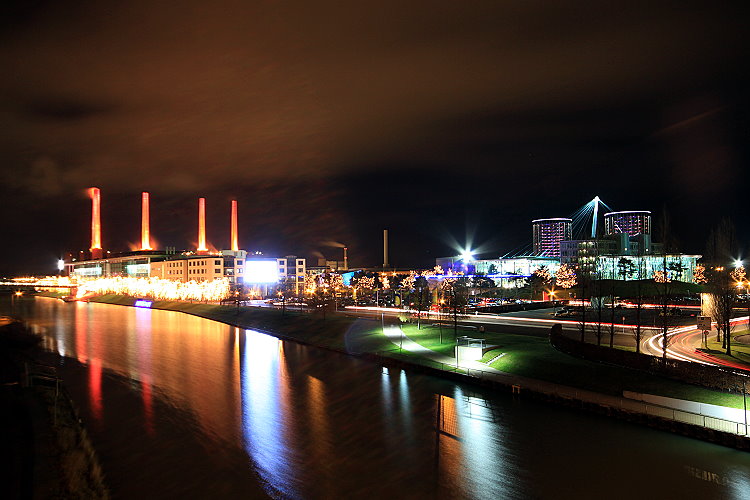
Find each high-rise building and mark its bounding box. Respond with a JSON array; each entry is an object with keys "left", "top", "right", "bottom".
[
  {"left": 604, "top": 211, "right": 651, "bottom": 237},
  {"left": 532, "top": 218, "right": 572, "bottom": 257}
]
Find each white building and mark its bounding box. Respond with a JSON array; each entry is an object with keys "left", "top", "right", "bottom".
[{"left": 277, "top": 255, "right": 306, "bottom": 294}]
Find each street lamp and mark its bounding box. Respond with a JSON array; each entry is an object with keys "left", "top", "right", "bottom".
[{"left": 550, "top": 289, "right": 557, "bottom": 315}]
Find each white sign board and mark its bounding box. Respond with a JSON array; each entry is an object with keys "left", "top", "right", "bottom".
[{"left": 697, "top": 316, "right": 712, "bottom": 331}]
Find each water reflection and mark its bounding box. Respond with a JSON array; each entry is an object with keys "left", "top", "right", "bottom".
[
  {"left": 239, "top": 330, "right": 296, "bottom": 498},
  {"left": 2, "top": 296, "right": 750, "bottom": 499}
]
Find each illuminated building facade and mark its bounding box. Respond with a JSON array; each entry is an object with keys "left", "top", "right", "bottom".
[
  {"left": 604, "top": 211, "right": 651, "bottom": 237},
  {"left": 436, "top": 256, "right": 560, "bottom": 289},
  {"left": 277, "top": 256, "right": 306, "bottom": 294},
  {"left": 66, "top": 252, "right": 166, "bottom": 278},
  {"left": 149, "top": 250, "right": 247, "bottom": 285},
  {"left": 595, "top": 254, "right": 700, "bottom": 282},
  {"left": 532, "top": 218, "right": 572, "bottom": 257}
]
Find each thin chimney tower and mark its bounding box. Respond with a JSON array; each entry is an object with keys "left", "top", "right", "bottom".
[
  {"left": 197, "top": 197, "right": 208, "bottom": 252},
  {"left": 383, "top": 229, "right": 389, "bottom": 269},
  {"left": 90, "top": 187, "right": 102, "bottom": 259},
  {"left": 141, "top": 192, "right": 152, "bottom": 250},
  {"left": 343, "top": 246, "right": 348, "bottom": 270},
  {"left": 230, "top": 200, "right": 239, "bottom": 252}
]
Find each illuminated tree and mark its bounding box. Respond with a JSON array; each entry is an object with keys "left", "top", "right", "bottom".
[
  {"left": 653, "top": 270, "right": 670, "bottom": 283},
  {"left": 381, "top": 275, "right": 390, "bottom": 290},
  {"left": 400, "top": 271, "right": 416, "bottom": 290},
  {"left": 358, "top": 275, "right": 375, "bottom": 290},
  {"left": 533, "top": 266, "right": 552, "bottom": 284},
  {"left": 303, "top": 274, "right": 318, "bottom": 296},
  {"left": 693, "top": 264, "right": 708, "bottom": 284},
  {"left": 555, "top": 264, "right": 577, "bottom": 289},
  {"left": 730, "top": 266, "right": 746, "bottom": 284}
]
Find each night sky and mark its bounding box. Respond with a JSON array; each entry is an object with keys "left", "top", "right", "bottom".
[{"left": 1, "top": 1, "right": 748, "bottom": 275}]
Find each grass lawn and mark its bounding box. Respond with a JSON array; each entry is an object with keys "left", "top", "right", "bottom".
[
  {"left": 399, "top": 322, "right": 747, "bottom": 409},
  {"left": 703, "top": 327, "right": 750, "bottom": 367}
]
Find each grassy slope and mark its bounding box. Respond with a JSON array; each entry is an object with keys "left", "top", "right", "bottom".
[
  {"left": 401, "top": 323, "right": 746, "bottom": 409},
  {"left": 703, "top": 328, "right": 750, "bottom": 366}
]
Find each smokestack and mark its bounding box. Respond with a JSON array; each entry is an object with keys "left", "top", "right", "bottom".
[
  {"left": 89, "top": 187, "right": 102, "bottom": 259},
  {"left": 383, "top": 229, "right": 389, "bottom": 269},
  {"left": 197, "top": 197, "right": 208, "bottom": 253},
  {"left": 343, "top": 246, "right": 348, "bottom": 270},
  {"left": 230, "top": 200, "right": 239, "bottom": 252},
  {"left": 141, "top": 192, "right": 152, "bottom": 250}
]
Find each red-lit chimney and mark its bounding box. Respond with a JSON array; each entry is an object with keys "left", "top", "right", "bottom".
[
  {"left": 230, "top": 200, "right": 238, "bottom": 252},
  {"left": 89, "top": 187, "right": 103, "bottom": 259},
  {"left": 141, "top": 192, "right": 152, "bottom": 250},
  {"left": 197, "top": 197, "right": 208, "bottom": 253}
]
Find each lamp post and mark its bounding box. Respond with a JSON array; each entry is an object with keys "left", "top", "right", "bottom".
[{"left": 550, "top": 289, "right": 557, "bottom": 315}]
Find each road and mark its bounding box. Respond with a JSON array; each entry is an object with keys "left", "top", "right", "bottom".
[
  {"left": 260, "top": 302, "right": 750, "bottom": 371},
  {"left": 642, "top": 316, "right": 750, "bottom": 372}
]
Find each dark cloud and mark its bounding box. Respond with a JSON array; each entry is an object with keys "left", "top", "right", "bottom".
[{"left": 21, "top": 96, "right": 117, "bottom": 121}]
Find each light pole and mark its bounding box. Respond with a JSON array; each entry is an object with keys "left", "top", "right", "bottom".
[{"left": 550, "top": 289, "right": 557, "bottom": 315}]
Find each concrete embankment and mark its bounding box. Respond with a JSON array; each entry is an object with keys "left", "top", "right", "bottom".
[{"left": 82, "top": 295, "right": 750, "bottom": 451}]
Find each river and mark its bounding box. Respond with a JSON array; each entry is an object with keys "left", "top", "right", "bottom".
[{"left": 3, "top": 295, "right": 750, "bottom": 499}]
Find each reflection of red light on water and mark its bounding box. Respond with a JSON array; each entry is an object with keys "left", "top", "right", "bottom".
[
  {"left": 142, "top": 375, "right": 154, "bottom": 435},
  {"left": 89, "top": 358, "right": 102, "bottom": 422},
  {"left": 75, "top": 306, "right": 88, "bottom": 363}
]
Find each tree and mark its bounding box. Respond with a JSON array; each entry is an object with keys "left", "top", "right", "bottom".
[
  {"left": 629, "top": 253, "right": 647, "bottom": 354},
  {"left": 617, "top": 257, "right": 635, "bottom": 280},
  {"left": 555, "top": 264, "right": 577, "bottom": 289},
  {"left": 442, "top": 277, "right": 469, "bottom": 340},
  {"left": 654, "top": 210, "right": 679, "bottom": 360},
  {"left": 413, "top": 276, "right": 431, "bottom": 330},
  {"left": 705, "top": 218, "right": 738, "bottom": 355},
  {"left": 693, "top": 264, "right": 708, "bottom": 284}
]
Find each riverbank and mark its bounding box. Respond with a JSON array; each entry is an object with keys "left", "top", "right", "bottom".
[
  {"left": 0, "top": 318, "right": 109, "bottom": 498},
  {"left": 81, "top": 294, "right": 750, "bottom": 450}
]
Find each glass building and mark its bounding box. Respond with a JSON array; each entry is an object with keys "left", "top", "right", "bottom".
[
  {"left": 604, "top": 211, "right": 651, "bottom": 237},
  {"left": 532, "top": 218, "right": 572, "bottom": 257}
]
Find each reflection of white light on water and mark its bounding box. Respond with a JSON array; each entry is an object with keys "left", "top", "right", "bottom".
[
  {"left": 452, "top": 387, "right": 511, "bottom": 498},
  {"left": 399, "top": 370, "right": 411, "bottom": 427},
  {"left": 240, "top": 329, "right": 297, "bottom": 498},
  {"left": 381, "top": 368, "right": 392, "bottom": 416}
]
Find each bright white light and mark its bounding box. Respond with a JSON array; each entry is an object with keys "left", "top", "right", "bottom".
[
  {"left": 734, "top": 259, "right": 743, "bottom": 268},
  {"left": 245, "top": 260, "right": 280, "bottom": 284},
  {"left": 57, "top": 259, "right": 65, "bottom": 271},
  {"left": 460, "top": 249, "right": 474, "bottom": 261}
]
